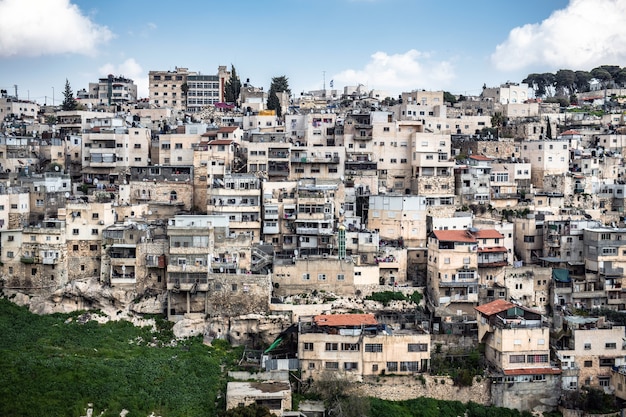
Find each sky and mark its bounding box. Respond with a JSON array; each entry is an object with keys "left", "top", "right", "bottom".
[{"left": 1, "top": 0, "right": 626, "bottom": 105}]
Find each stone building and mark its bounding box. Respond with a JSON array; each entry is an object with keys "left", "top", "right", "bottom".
[{"left": 298, "top": 313, "right": 430, "bottom": 382}]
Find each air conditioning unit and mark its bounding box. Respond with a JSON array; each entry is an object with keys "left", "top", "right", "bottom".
[
  {"left": 463, "top": 265, "right": 470, "bottom": 270},
  {"left": 301, "top": 255, "right": 308, "bottom": 260},
  {"left": 98, "top": 220, "right": 104, "bottom": 225},
  {"left": 323, "top": 253, "right": 328, "bottom": 259}
]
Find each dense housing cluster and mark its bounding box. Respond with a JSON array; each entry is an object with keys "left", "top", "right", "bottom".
[{"left": 3, "top": 67, "right": 626, "bottom": 414}]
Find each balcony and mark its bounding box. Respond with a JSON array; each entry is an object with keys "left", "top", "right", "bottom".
[
  {"left": 167, "top": 273, "right": 209, "bottom": 291},
  {"left": 42, "top": 257, "right": 58, "bottom": 265},
  {"left": 353, "top": 134, "right": 373, "bottom": 141},
  {"left": 20, "top": 256, "right": 37, "bottom": 264},
  {"left": 296, "top": 226, "right": 334, "bottom": 235}
]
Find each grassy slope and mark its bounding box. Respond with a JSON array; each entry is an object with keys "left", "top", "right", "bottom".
[{"left": 0, "top": 298, "right": 241, "bottom": 417}]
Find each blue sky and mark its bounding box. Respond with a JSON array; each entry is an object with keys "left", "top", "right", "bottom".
[{"left": 1, "top": 0, "right": 626, "bottom": 104}]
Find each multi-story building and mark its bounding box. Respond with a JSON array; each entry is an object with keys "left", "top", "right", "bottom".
[
  {"left": 519, "top": 140, "right": 569, "bottom": 189},
  {"left": 207, "top": 174, "right": 262, "bottom": 244},
  {"left": 455, "top": 155, "right": 492, "bottom": 206},
  {"left": 481, "top": 82, "right": 529, "bottom": 105},
  {"left": 554, "top": 315, "right": 626, "bottom": 392},
  {"left": 298, "top": 313, "right": 430, "bottom": 382},
  {"left": 186, "top": 66, "right": 230, "bottom": 112},
  {"left": 148, "top": 67, "right": 188, "bottom": 111},
  {"left": 85, "top": 75, "right": 138, "bottom": 107},
  {"left": 62, "top": 202, "right": 115, "bottom": 282},
  {"left": 81, "top": 126, "right": 151, "bottom": 188},
  {"left": 476, "top": 299, "right": 560, "bottom": 411},
  {"left": 579, "top": 227, "right": 626, "bottom": 310}
]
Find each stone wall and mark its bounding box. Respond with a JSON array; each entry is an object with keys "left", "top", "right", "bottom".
[{"left": 353, "top": 375, "right": 491, "bottom": 405}]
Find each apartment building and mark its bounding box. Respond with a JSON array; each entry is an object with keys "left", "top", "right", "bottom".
[
  {"left": 81, "top": 126, "right": 151, "bottom": 187},
  {"left": 519, "top": 140, "right": 569, "bottom": 189},
  {"left": 126, "top": 166, "right": 194, "bottom": 212},
  {"left": 62, "top": 202, "right": 115, "bottom": 282},
  {"left": 207, "top": 174, "right": 262, "bottom": 244},
  {"left": 85, "top": 75, "right": 138, "bottom": 107},
  {"left": 554, "top": 315, "right": 626, "bottom": 392},
  {"left": 476, "top": 299, "right": 560, "bottom": 411},
  {"left": 481, "top": 83, "right": 529, "bottom": 105},
  {"left": 149, "top": 67, "right": 188, "bottom": 111},
  {"left": 410, "top": 131, "right": 455, "bottom": 197},
  {"left": 455, "top": 155, "right": 492, "bottom": 206},
  {"left": 580, "top": 227, "right": 626, "bottom": 310},
  {"left": 298, "top": 313, "right": 430, "bottom": 382}
]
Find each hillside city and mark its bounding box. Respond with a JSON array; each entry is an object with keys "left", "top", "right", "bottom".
[{"left": 3, "top": 65, "right": 626, "bottom": 415}]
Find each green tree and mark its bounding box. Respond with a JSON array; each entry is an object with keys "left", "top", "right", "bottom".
[
  {"left": 546, "top": 117, "right": 553, "bottom": 139},
  {"left": 554, "top": 69, "right": 576, "bottom": 96},
  {"left": 266, "top": 75, "right": 290, "bottom": 118},
  {"left": 61, "top": 79, "right": 77, "bottom": 111},
  {"left": 574, "top": 70, "right": 592, "bottom": 92},
  {"left": 443, "top": 91, "right": 457, "bottom": 105},
  {"left": 224, "top": 65, "right": 242, "bottom": 104},
  {"left": 490, "top": 112, "right": 505, "bottom": 137}
]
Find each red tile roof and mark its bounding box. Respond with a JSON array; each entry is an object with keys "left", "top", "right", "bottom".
[
  {"left": 218, "top": 126, "right": 238, "bottom": 133},
  {"left": 208, "top": 139, "right": 234, "bottom": 146},
  {"left": 313, "top": 314, "right": 378, "bottom": 327},
  {"left": 503, "top": 368, "right": 561, "bottom": 376},
  {"left": 475, "top": 299, "right": 516, "bottom": 316},
  {"left": 432, "top": 230, "right": 476, "bottom": 243},
  {"left": 201, "top": 131, "right": 218, "bottom": 137},
  {"left": 561, "top": 129, "right": 580, "bottom": 135},
  {"left": 475, "top": 230, "right": 504, "bottom": 239},
  {"left": 469, "top": 155, "right": 493, "bottom": 161}
]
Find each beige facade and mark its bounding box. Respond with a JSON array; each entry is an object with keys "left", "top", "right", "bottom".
[
  {"left": 62, "top": 202, "right": 115, "bottom": 282},
  {"left": 555, "top": 315, "right": 626, "bottom": 391},
  {"left": 298, "top": 313, "right": 430, "bottom": 382},
  {"left": 149, "top": 67, "right": 188, "bottom": 111},
  {"left": 272, "top": 257, "right": 356, "bottom": 297}
]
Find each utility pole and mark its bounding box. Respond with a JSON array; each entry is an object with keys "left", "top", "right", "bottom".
[
  {"left": 13, "top": 84, "right": 17, "bottom": 100},
  {"left": 322, "top": 71, "right": 326, "bottom": 99}
]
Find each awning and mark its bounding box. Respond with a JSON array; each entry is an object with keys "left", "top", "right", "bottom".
[{"left": 553, "top": 268, "right": 571, "bottom": 283}]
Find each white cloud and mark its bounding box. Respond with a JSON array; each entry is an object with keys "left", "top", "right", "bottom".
[
  {"left": 492, "top": 0, "right": 626, "bottom": 71},
  {"left": 332, "top": 49, "right": 455, "bottom": 95},
  {"left": 99, "top": 58, "right": 148, "bottom": 98},
  {"left": 0, "top": 0, "right": 112, "bottom": 57}
]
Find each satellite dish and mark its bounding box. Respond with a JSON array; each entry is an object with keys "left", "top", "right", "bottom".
[
  {"left": 93, "top": 178, "right": 99, "bottom": 184},
  {"left": 65, "top": 192, "right": 70, "bottom": 198},
  {"left": 54, "top": 165, "right": 59, "bottom": 171},
  {"left": 148, "top": 210, "right": 152, "bottom": 215}
]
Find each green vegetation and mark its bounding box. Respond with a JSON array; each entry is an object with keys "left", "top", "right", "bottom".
[
  {"left": 365, "top": 291, "right": 422, "bottom": 306},
  {"left": 0, "top": 297, "right": 243, "bottom": 417},
  {"left": 218, "top": 403, "right": 277, "bottom": 417},
  {"left": 430, "top": 347, "right": 483, "bottom": 387},
  {"left": 370, "top": 398, "right": 534, "bottom": 417}
]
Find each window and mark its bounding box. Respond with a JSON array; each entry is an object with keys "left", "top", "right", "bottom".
[
  {"left": 365, "top": 344, "right": 383, "bottom": 352},
  {"left": 337, "top": 274, "right": 345, "bottom": 281},
  {"left": 308, "top": 362, "right": 315, "bottom": 370},
  {"left": 89, "top": 245, "right": 98, "bottom": 251},
  {"left": 344, "top": 362, "right": 358, "bottom": 371},
  {"left": 600, "top": 358, "right": 615, "bottom": 367},
  {"left": 325, "top": 362, "right": 339, "bottom": 370},
  {"left": 510, "top": 355, "right": 525, "bottom": 363},
  {"left": 584, "top": 360, "right": 593, "bottom": 367},
  {"left": 400, "top": 362, "right": 419, "bottom": 372},
  {"left": 526, "top": 354, "right": 548, "bottom": 363},
  {"left": 408, "top": 343, "right": 428, "bottom": 352},
  {"left": 342, "top": 343, "right": 360, "bottom": 351},
  {"left": 6, "top": 251, "right": 14, "bottom": 258},
  {"left": 303, "top": 342, "right": 314, "bottom": 351},
  {"left": 72, "top": 229, "right": 79, "bottom": 235},
  {"left": 91, "top": 229, "right": 98, "bottom": 235},
  {"left": 387, "top": 362, "right": 398, "bottom": 372},
  {"left": 325, "top": 343, "right": 338, "bottom": 351},
  {"left": 584, "top": 343, "right": 591, "bottom": 350},
  {"left": 606, "top": 342, "right": 617, "bottom": 349},
  {"left": 318, "top": 273, "right": 326, "bottom": 281},
  {"left": 7, "top": 235, "right": 13, "bottom": 242}
]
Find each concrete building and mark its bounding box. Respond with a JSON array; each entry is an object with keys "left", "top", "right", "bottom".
[
  {"left": 226, "top": 381, "right": 291, "bottom": 416},
  {"left": 554, "top": 315, "right": 626, "bottom": 392},
  {"left": 476, "top": 299, "right": 560, "bottom": 412},
  {"left": 298, "top": 313, "right": 430, "bottom": 382}
]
